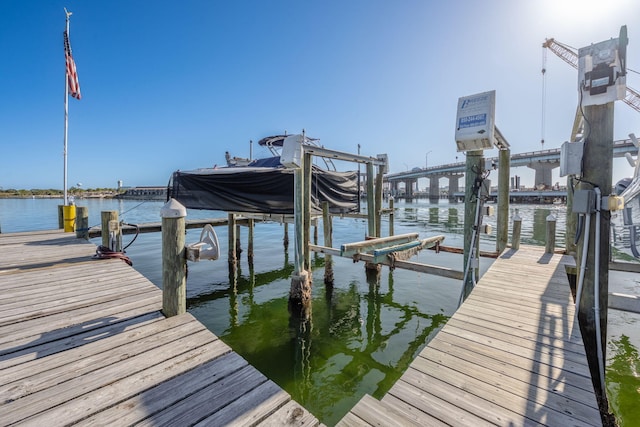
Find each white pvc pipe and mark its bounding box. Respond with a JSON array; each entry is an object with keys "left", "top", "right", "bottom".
[{"left": 594, "top": 187, "right": 605, "bottom": 392}]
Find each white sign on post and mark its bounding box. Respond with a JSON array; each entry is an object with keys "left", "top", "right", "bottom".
[{"left": 455, "top": 90, "right": 496, "bottom": 152}]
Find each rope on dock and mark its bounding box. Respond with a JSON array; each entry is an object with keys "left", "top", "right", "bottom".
[{"left": 93, "top": 245, "right": 133, "bottom": 266}]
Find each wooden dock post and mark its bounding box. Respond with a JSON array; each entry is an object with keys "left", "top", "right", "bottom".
[
  {"left": 160, "top": 199, "right": 187, "bottom": 317},
  {"left": 75, "top": 206, "right": 89, "bottom": 239},
  {"left": 366, "top": 162, "right": 376, "bottom": 237},
  {"left": 247, "top": 218, "right": 254, "bottom": 263},
  {"left": 101, "top": 210, "right": 120, "bottom": 251},
  {"left": 322, "top": 202, "right": 334, "bottom": 285},
  {"left": 228, "top": 213, "right": 237, "bottom": 269},
  {"left": 462, "top": 150, "right": 484, "bottom": 301},
  {"left": 512, "top": 213, "right": 522, "bottom": 250},
  {"left": 545, "top": 213, "right": 556, "bottom": 254},
  {"left": 388, "top": 197, "right": 394, "bottom": 236},
  {"left": 365, "top": 161, "right": 381, "bottom": 275},
  {"left": 496, "top": 147, "right": 510, "bottom": 253},
  {"left": 235, "top": 224, "right": 242, "bottom": 259},
  {"left": 289, "top": 144, "right": 311, "bottom": 317},
  {"left": 283, "top": 221, "right": 289, "bottom": 249},
  {"left": 303, "top": 152, "right": 313, "bottom": 272},
  {"left": 577, "top": 101, "right": 614, "bottom": 411},
  {"left": 375, "top": 165, "right": 384, "bottom": 238},
  {"left": 57, "top": 205, "right": 64, "bottom": 229}
]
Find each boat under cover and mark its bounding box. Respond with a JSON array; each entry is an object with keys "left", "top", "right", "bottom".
[{"left": 168, "top": 157, "right": 359, "bottom": 215}]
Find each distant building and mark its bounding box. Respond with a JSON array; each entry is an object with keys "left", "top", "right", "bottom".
[{"left": 116, "top": 186, "right": 166, "bottom": 200}]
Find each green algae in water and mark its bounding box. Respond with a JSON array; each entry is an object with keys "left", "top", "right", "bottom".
[
  {"left": 607, "top": 335, "right": 640, "bottom": 426},
  {"left": 190, "top": 260, "right": 451, "bottom": 426}
]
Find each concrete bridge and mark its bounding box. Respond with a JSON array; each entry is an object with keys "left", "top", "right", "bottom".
[{"left": 385, "top": 138, "right": 638, "bottom": 199}]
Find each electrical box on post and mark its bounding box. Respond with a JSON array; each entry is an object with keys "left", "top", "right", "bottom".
[
  {"left": 560, "top": 141, "right": 584, "bottom": 177},
  {"left": 577, "top": 26, "right": 628, "bottom": 106},
  {"left": 480, "top": 179, "right": 491, "bottom": 197},
  {"left": 573, "top": 189, "right": 596, "bottom": 214},
  {"left": 455, "top": 90, "right": 496, "bottom": 152}
]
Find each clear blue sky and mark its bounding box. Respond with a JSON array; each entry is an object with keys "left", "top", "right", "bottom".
[{"left": 2, "top": 0, "right": 639, "bottom": 190}]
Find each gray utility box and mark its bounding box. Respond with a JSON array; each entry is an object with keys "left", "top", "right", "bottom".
[
  {"left": 560, "top": 141, "right": 585, "bottom": 177},
  {"left": 573, "top": 189, "right": 596, "bottom": 214}
]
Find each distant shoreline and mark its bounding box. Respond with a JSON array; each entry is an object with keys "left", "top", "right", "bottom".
[{"left": 0, "top": 193, "right": 116, "bottom": 200}]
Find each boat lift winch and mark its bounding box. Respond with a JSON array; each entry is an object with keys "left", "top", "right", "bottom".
[{"left": 185, "top": 224, "right": 220, "bottom": 262}]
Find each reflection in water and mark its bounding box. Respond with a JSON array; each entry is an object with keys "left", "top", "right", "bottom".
[
  {"left": 179, "top": 201, "right": 576, "bottom": 425},
  {"left": 606, "top": 335, "right": 640, "bottom": 423},
  {"left": 532, "top": 208, "right": 552, "bottom": 244},
  {"left": 429, "top": 207, "right": 439, "bottom": 224},
  {"left": 448, "top": 207, "right": 459, "bottom": 227},
  {"left": 291, "top": 306, "right": 313, "bottom": 403},
  {"left": 228, "top": 262, "right": 238, "bottom": 328},
  {"left": 192, "top": 256, "right": 450, "bottom": 425}
]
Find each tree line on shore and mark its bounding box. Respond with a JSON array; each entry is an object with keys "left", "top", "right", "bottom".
[{"left": 0, "top": 187, "right": 119, "bottom": 198}]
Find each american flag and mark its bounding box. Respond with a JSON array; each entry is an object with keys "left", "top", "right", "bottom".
[{"left": 63, "top": 30, "right": 81, "bottom": 100}]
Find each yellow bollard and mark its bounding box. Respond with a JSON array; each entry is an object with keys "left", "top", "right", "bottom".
[{"left": 63, "top": 205, "right": 76, "bottom": 232}]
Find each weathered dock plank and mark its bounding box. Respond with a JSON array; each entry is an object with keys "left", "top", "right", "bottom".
[
  {"left": 338, "top": 245, "right": 602, "bottom": 426},
  {"left": 0, "top": 230, "right": 320, "bottom": 426}
]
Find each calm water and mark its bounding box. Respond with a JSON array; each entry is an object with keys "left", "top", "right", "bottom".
[{"left": 1, "top": 197, "right": 637, "bottom": 425}]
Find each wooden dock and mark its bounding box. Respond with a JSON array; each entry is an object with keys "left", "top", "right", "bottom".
[
  {"left": 338, "top": 245, "right": 602, "bottom": 426},
  {"left": 0, "top": 229, "right": 320, "bottom": 426}
]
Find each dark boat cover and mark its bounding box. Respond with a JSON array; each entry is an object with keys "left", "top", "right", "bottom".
[{"left": 168, "top": 162, "right": 359, "bottom": 215}]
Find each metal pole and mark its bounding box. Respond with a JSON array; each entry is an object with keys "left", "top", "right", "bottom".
[{"left": 63, "top": 9, "right": 71, "bottom": 206}]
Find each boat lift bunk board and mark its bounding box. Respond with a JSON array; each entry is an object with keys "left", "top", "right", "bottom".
[{"left": 310, "top": 233, "right": 462, "bottom": 279}]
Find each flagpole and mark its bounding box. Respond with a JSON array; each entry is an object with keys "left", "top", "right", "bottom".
[{"left": 63, "top": 8, "right": 71, "bottom": 206}]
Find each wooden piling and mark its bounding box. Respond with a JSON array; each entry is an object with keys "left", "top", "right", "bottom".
[
  {"left": 75, "top": 206, "right": 89, "bottom": 239},
  {"left": 512, "top": 213, "right": 522, "bottom": 250},
  {"left": 462, "top": 150, "right": 484, "bottom": 301},
  {"left": 375, "top": 166, "right": 384, "bottom": 238},
  {"left": 289, "top": 151, "right": 311, "bottom": 314},
  {"left": 160, "top": 199, "right": 187, "bottom": 317},
  {"left": 101, "top": 210, "right": 119, "bottom": 250},
  {"left": 577, "top": 102, "right": 613, "bottom": 411},
  {"left": 235, "top": 224, "right": 242, "bottom": 259},
  {"left": 366, "top": 162, "right": 376, "bottom": 237},
  {"left": 57, "top": 205, "right": 64, "bottom": 229},
  {"left": 545, "top": 213, "right": 556, "bottom": 254},
  {"left": 322, "top": 202, "right": 334, "bottom": 285},
  {"left": 388, "top": 198, "right": 394, "bottom": 236},
  {"left": 496, "top": 148, "right": 510, "bottom": 253},
  {"left": 283, "top": 222, "right": 289, "bottom": 249},
  {"left": 304, "top": 152, "right": 312, "bottom": 271},
  {"left": 228, "top": 213, "right": 237, "bottom": 269},
  {"left": 247, "top": 218, "right": 254, "bottom": 263},
  {"left": 365, "top": 161, "right": 380, "bottom": 274}
]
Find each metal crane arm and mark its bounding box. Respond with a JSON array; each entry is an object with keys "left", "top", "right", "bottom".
[{"left": 542, "top": 38, "right": 578, "bottom": 69}]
